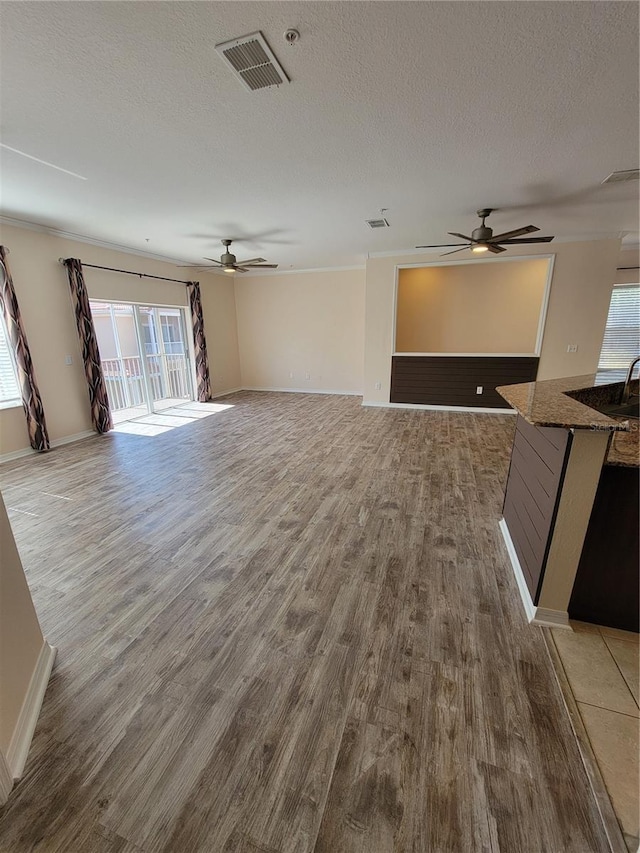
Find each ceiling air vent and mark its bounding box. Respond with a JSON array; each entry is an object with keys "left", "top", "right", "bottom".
[
  {"left": 366, "top": 218, "right": 390, "bottom": 229},
  {"left": 215, "top": 32, "right": 289, "bottom": 91},
  {"left": 602, "top": 169, "right": 639, "bottom": 184}
]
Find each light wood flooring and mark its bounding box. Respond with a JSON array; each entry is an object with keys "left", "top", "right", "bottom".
[{"left": 0, "top": 392, "right": 610, "bottom": 852}]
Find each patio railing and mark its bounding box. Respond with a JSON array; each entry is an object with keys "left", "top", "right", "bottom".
[{"left": 101, "top": 354, "right": 191, "bottom": 411}]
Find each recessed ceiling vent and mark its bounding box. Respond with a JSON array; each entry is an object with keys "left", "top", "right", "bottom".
[
  {"left": 602, "top": 169, "right": 639, "bottom": 184},
  {"left": 215, "top": 32, "right": 289, "bottom": 91},
  {"left": 366, "top": 218, "right": 390, "bottom": 229}
]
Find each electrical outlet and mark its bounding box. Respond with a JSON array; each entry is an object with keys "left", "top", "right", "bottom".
[
  {"left": 567, "top": 344, "right": 578, "bottom": 353},
  {"left": 476, "top": 386, "right": 483, "bottom": 395},
  {"left": 374, "top": 381, "right": 381, "bottom": 391},
  {"left": 65, "top": 355, "right": 73, "bottom": 365},
  {"left": 305, "top": 371, "right": 310, "bottom": 380},
  {"left": 288, "top": 371, "right": 293, "bottom": 378}
]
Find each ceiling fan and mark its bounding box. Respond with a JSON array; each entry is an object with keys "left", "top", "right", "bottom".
[
  {"left": 417, "top": 209, "right": 555, "bottom": 256},
  {"left": 182, "top": 239, "right": 278, "bottom": 273}
]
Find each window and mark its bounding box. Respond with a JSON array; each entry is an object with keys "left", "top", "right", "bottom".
[
  {"left": 597, "top": 283, "right": 640, "bottom": 382},
  {"left": 0, "top": 317, "right": 21, "bottom": 407}
]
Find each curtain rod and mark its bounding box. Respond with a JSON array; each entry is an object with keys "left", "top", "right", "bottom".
[
  {"left": 59, "top": 258, "right": 193, "bottom": 285},
  {"left": 617, "top": 266, "right": 640, "bottom": 270}
]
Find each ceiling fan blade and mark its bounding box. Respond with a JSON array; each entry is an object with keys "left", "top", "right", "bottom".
[
  {"left": 416, "top": 243, "right": 469, "bottom": 248},
  {"left": 246, "top": 264, "right": 278, "bottom": 269},
  {"left": 235, "top": 267, "right": 250, "bottom": 272},
  {"left": 440, "top": 246, "right": 471, "bottom": 256},
  {"left": 498, "top": 236, "right": 555, "bottom": 244},
  {"left": 448, "top": 232, "right": 476, "bottom": 242},
  {"left": 489, "top": 226, "right": 539, "bottom": 241},
  {"left": 237, "top": 258, "right": 267, "bottom": 266},
  {"left": 203, "top": 257, "right": 224, "bottom": 265},
  {"left": 177, "top": 263, "right": 218, "bottom": 269},
  {"left": 486, "top": 244, "right": 507, "bottom": 254}
]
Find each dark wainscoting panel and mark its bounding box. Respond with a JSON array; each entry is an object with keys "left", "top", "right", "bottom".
[
  {"left": 390, "top": 356, "right": 539, "bottom": 408},
  {"left": 502, "top": 415, "right": 571, "bottom": 603}
]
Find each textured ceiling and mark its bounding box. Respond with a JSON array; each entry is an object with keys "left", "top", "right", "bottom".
[{"left": 1, "top": 1, "right": 638, "bottom": 270}]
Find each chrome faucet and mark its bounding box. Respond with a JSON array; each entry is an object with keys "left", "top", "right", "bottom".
[{"left": 621, "top": 356, "right": 640, "bottom": 403}]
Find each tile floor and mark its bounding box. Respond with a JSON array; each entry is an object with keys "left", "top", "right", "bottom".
[{"left": 550, "top": 621, "right": 639, "bottom": 852}]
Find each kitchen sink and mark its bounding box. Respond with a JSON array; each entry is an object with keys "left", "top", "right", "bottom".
[{"left": 597, "top": 397, "right": 640, "bottom": 420}]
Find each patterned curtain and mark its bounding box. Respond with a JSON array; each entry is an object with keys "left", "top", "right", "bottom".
[
  {"left": 64, "top": 258, "right": 113, "bottom": 434},
  {"left": 0, "top": 247, "right": 50, "bottom": 452},
  {"left": 187, "top": 281, "right": 212, "bottom": 402}
]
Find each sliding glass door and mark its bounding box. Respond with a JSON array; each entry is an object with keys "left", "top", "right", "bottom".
[{"left": 90, "top": 301, "right": 194, "bottom": 421}]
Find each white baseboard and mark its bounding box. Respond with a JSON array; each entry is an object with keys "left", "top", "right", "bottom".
[
  {"left": 209, "top": 386, "right": 244, "bottom": 399},
  {"left": 0, "top": 752, "right": 13, "bottom": 805},
  {"left": 0, "top": 445, "right": 35, "bottom": 463},
  {"left": 242, "top": 386, "right": 362, "bottom": 397},
  {"left": 6, "top": 640, "right": 57, "bottom": 780},
  {"left": 1, "top": 429, "right": 96, "bottom": 464},
  {"left": 51, "top": 430, "right": 96, "bottom": 449},
  {"left": 362, "top": 401, "right": 516, "bottom": 415},
  {"left": 533, "top": 607, "right": 570, "bottom": 629},
  {"left": 499, "top": 519, "right": 570, "bottom": 629}
]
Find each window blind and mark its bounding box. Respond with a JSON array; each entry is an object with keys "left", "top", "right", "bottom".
[
  {"left": 0, "top": 318, "right": 21, "bottom": 405},
  {"left": 597, "top": 283, "right": 640, "bottom": 382}
]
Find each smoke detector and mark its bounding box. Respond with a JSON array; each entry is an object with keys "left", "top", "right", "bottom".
[
  {"left": 215, "top": 32, "right": 289, "bottom": 91},
  {"left": 602, "top": 169, "right": 639, "bottom": 184}
]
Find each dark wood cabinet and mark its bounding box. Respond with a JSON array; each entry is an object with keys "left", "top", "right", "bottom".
[{"left": 569, "top": 464, "right": 639, "bottom": 632}]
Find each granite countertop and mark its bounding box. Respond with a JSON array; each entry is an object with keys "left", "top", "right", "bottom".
[{"left": 496, "top": 374, "right": 639, "bottom": 468}]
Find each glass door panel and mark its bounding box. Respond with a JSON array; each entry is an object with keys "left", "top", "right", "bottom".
[
  {"left": 90, "top": 300, "right": 194, "bottom": 422},
  {"left": 137, "top": 306, "right": 192, "bottom": 410}
]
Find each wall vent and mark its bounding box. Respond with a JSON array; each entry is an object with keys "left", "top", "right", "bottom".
[
  {"left": 215, "top": 32, "right": 289, "bottom": 91},
  {"left": 602, "top": 169, "right": 639, "bottom": 184},
  {"left": 366, "top": 218, "right": 390, "bottom": 229}
]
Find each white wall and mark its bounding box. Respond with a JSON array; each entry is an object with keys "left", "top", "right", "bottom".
[
  {"left": 364, "top": 239, "right": 621, "bottom": 404},
  {"left": 0, "top": 223, "right": 241, "bottom": 455},
  {"left": 234, "top": 268, "right": 365, "bottom": 394}
]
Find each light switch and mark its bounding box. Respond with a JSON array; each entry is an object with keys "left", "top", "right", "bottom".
[
  {"left": 64, "top": 355, "right": 73, "bottom": 365},
  {"left": 567, "top": 344, "right": 578, "bottom": 353}
]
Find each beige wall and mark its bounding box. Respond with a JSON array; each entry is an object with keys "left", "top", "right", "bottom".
[
  {"left": 616, "top": 247, "right": 640, "bottom": 285},
  {"left": 0, "top": 492, "right": 45, "bottom": 756},
  {"left": 395, "top": 259, "right": 549, "bottom": 353},
  {"left": 201, "top": 269, "right": 242, "bottom": 395},
  {"left": 0, "top": 223, "right": 241, "bottom": 455},
  {"left": 364, "top": 239, "right": 621, "bottom": 404},
  {"left": 234, "top": 268, "right": 365, "bottom": 394}
]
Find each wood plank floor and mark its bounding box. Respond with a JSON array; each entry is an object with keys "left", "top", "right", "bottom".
[{"left": 0, "top": 392, "right": 609, "bottom": 852}]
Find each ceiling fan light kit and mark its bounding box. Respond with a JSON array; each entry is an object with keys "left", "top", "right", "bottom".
[{"left": 416, "top": 208, "right": 555, "bottom": 257}]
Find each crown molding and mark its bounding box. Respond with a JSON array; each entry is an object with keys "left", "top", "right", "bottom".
[
  {"left": 240, "top": 263, "right": 365, "bottom": 277},
  {"left": 0, "top": 214, "right": 227, "bottom": 275},
  {"left": 1, "top": 213, "right": 632, "bottom": 273}
]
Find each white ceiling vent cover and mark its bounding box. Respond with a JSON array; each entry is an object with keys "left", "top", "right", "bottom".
[
  {"left": 215, "top": 32, "right": 290, "bottom": 91},
  {"left": 602, "top": 169, "right": 639, "bottom": 184},
  {"left": 366, "top": 218, "right": 390, "bottom": 229}
]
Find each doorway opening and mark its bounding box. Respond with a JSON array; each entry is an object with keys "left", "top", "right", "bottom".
[{"left": 90, "top": 301, "right": 194, "bottom": 424}]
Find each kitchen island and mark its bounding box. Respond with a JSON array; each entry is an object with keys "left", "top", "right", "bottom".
[{"left": 497, "top": 374, "right": 638, "bottom": 631}]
